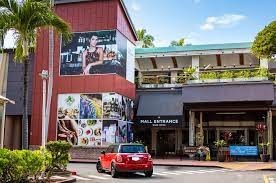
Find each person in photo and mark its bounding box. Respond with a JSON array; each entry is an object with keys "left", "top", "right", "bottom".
[{"left": 82, "top": 35, "right": 104, "bottom": 75}]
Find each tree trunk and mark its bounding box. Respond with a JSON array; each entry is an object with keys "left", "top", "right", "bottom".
[{"left": 22, "top": 57, "right": 29, "bottom": 149}]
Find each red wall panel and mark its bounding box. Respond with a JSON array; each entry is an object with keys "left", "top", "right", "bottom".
[
  {"left": 30, "top": 0, "right": 136, "bottom": 145},
  {"left": 116, "top": 1, "right": 136, "bottom": 44}
]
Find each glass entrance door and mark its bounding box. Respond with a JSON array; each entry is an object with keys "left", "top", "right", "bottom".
[{"left": 157, "top": 130, "right": 175, "bottom": 156}]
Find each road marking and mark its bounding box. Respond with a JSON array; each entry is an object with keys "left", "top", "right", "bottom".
[
  {"left": 72, "top": 175, "right": 91, "bottom": 181},
  {"left": 172, "top": 171, "right": 194, "bottom": 174},
  {"left": 154, "top": 172, "right": 168, "bottom": 176},
  {"left": 88, "top": 175, "right": 110, "bottom": 180},
  {"left": 161, "top": 171, "right": 180, "bottom": 175}
]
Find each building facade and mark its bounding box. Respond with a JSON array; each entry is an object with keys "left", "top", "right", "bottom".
[
  {"left": 1, "top": 0, "right": 137, "bottom": 157},
  {"left": 134, "top": 43, "right": 276, "bottom": 160}
]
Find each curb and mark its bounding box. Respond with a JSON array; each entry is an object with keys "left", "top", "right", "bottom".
[
  {"left": 152, "top": 163, "right": 221, "bottom": 169},
  {"left": 70, "top": 159, "right": 97, "bottom": 163}
]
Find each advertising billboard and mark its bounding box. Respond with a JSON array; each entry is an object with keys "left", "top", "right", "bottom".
[
  {"left": 57, "top": 93, "right": 133, "bottom": 147},
  {"left": 60, "top": 30, "right": 127, "bottom": 78}
]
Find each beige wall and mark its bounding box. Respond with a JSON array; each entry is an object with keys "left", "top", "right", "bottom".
[
  {"left": 199, "top": 55, "right": 217, "bottom": 67},
  {"left": 221, "top": 54, "right": 240, "bottom": 66}
]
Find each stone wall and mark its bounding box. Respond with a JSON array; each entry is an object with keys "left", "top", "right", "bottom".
[
  {"left": 69, "top": 146, "right": 108, "bottom": 160},
  {"left": 30, "top": 145, "right": 107, "bottom": 160}
]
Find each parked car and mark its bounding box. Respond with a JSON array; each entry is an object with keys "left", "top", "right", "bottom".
[{"left": 96, "top": 143, "right": 153, "bottom": 178}]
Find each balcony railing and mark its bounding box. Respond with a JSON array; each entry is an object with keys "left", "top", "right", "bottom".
[{"left": 136, "top": 68, "right": 275, "bottom": 88}]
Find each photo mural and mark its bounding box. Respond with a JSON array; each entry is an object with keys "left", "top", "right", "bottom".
[
  {"left": 60, "top": 30, "right": 127, "bottom": 78},
  {"left": 57, "top": 93, "right": 134, "bottom": 146}
]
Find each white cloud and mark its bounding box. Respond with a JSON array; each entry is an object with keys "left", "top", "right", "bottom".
[
  {"left": 131, "top": 1, "right": 141, "bottom": 12},
  {"left": 200, "top": 14, "right": 246, "bottom": 31}
]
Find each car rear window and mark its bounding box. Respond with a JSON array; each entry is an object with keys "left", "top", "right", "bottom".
[{"left": 120, "top": 145, "right": 146, "bottom": 153}]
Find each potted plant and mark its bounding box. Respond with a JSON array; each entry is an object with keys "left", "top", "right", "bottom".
[
  {"left": 256, "top": 123, "right": 270, "bottom": 162},
  {"left": 214, "top": 139, "right": 227, "bottom": 162}
]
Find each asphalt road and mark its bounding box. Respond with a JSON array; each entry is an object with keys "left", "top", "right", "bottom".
[{"left": 67, "top": 163, "right": 273, "bottom": 183}]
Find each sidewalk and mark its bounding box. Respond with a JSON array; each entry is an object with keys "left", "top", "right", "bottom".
[{"left": 70, "top": 158, "right": 276, "bottom": 171}]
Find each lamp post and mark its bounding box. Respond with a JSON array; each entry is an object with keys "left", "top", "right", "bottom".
[{"left": 39, "top": 70, "right": 48, "bottom": 148}]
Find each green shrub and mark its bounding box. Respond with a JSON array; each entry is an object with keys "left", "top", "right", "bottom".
[
  {"left": 251, "top": 68, "right": 269, "bottom": 77},
  {"left": 46, "top": 141, "right": 72, "bottom": 171},
  {"left": 200, "top": 72, "right": 217, "bottom": 80},
  {"left": 219, "top": 71, "right": 234, "bottom": 79},
  {"left": 183, "top": 67, "right": 196, "bottom": 80},
  {"left": 0, "top": 149, "right": 46, "bottom": 182},
  {"left": 0, "top": 141, "right": 72, "bottom": 182},
  {"left": 234, "top": 70, "right": 251, "bottom": 78}
]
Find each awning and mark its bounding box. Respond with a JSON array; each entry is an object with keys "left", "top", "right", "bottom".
[
  {"left": 182, "top": 82, "right": 274, "bottom": 104},
  {"left": 136, "top": 92, "right": 183, "bottom": 127},
  {"left": 0, "top": 95, "right": 15, "bottom": 105}
]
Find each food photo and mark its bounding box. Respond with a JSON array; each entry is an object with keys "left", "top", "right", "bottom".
[
  {"left": 78, "top": 120, "right": 102, "bottom": 146},
  {"left": 80, "top": 94, "right": 102, "bottom": 119}
]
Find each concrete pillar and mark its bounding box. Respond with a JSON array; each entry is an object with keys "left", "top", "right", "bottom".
[
  {"left": 192, "top": 56, "right": 200, "bottom": 79},
  {"left": 200, "top": 112, "right": 203, "bottom": 146},
  {"left": 260, "top": 58, "right": 268, "bottom": 69},
  {"left": 138, "top": 71, "right": 143, "bottom": 86},
  {"left": 244, "top": 128, "right": 248, "bottom": 145},
  {"left": 189, "top": 111, "right": 195, "bottom": 146},
  {"left": 267, "top": 109, "right": 273, "bottom": 160},
  {"left": 176, "top": 129, "right": 182, "bottom": 151},
  {"left": 171, "top": 71, "right": 178, "bottom": 84},
  {"left": 216, "top": 129, "right": 220, "bottom": 141},
  {"left": 151, "top": 128, "right": 157, "bottom": 154}
]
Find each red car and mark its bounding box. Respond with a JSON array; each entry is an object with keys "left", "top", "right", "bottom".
[{"left": 96, "top": 143, "right": 153, "bottom": 178}]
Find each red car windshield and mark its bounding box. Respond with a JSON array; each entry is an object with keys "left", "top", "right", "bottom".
[{"left": 120, "top": 145, "right": 146, "bottom": 153}]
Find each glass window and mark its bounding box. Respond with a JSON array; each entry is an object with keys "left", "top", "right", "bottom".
[{"left": 120, "top": 145, "right": 146, "bottom": 153}]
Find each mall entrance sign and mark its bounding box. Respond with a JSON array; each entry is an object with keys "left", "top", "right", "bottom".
[{"left": 137, "top": 116, "right": 183, "bottom": 127}]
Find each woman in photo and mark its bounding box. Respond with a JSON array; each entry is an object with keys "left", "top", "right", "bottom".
[{"left": 82, "top": 35, "right": 104, "bottom": 75}]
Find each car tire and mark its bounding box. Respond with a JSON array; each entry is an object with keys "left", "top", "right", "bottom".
[
  {"left": 111, "top": 163, "right": 119, "bottom": 178},
  {"left": 144, "top": 170, "right": 153, "bottom": 177},
  {"left": 96, "top": 161, "right": 104, "bottom": 173}
]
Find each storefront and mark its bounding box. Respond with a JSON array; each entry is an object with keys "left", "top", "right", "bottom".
[{"left": 135, "top": 90, "right": 185, "bottom": 156}]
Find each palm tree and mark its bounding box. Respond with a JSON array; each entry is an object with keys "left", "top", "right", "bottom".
[
  {"left": 0, "top": 0, "right": 71, "bottom": 149},
  {"left": 136, "top": 29, "right": 155, "bottom": 48},
  {"left": 170, "top": 38, "right": 185, "bottom": 46}
]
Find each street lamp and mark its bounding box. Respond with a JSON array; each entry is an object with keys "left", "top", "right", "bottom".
[{"left": 39, "top": 70, "right": 48, "bottom": 148}]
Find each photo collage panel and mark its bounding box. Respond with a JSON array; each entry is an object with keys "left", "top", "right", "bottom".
[{"left": 57, "top": 93, "right": 133, "bottom": 147}]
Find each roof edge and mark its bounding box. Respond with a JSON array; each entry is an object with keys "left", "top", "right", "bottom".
[
  {"left": 119, "top": 0, "right": 138, "bottom": 41},
  {"left": 135, "top": 42, "right": 253, "bottom": 55}
]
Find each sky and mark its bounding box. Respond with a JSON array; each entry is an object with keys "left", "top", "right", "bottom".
[
  {"left": 3, "top": 0, "right": 276, "bottom": 48},
  {"left": 123, "top": 0, "right": 276, "bottom": 47}
]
